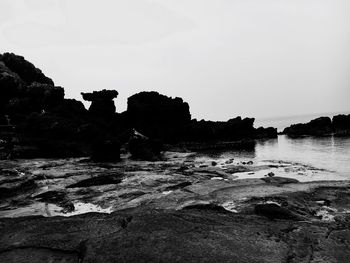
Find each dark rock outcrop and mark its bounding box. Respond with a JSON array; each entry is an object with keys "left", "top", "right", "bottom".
[
  {"left": 81, "top": 89, "right": 118, "bottom": 117},
  {"left": 1, "top": 53, "right": 54, "bottom": 85},
  {"left": 332, "top": 114, "right": 350, "bottom": 136},
  {"left": 283, "top": 117, "right": 332, "bottom": 137},
  {"left": 0, "top": 53, "right": 93, "bottom": 159},
  {"left": 125, "top": 91, "right": 191, "bottom": 142},
  {"left": 186, "top": 117, "right": 255, "bottom": 142},
  {"left": 1, "top": 52, "right": 278, "bottom": 159},
  {"left": 283, "top": 114, "right": 350, "bottom": 137}
]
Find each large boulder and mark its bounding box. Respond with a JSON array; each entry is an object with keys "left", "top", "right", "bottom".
[
  {"left": 81, "top": 90, "right": 118, "bottom": 117},
  {"left": 332, "top": 114, "right": 350, "bottom": 136},
  {"left": 126, "top": 91, "right": 191, "bottom": 141}
]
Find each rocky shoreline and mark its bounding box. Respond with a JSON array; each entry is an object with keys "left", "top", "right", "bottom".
[
  {"left": 1, "top": 150, "right": 350, "bottom": 262},
  {"left": 1, "top": 53, "right": 350, "bottom": 262}
]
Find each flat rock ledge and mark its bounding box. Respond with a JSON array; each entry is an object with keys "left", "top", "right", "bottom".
[{"left": 1, "top": 207, "right": 350, "bottom": 263}]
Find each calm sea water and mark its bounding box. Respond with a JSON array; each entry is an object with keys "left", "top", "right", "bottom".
[
  {"left": 249, "top": 112, "right": 350, "bottom": 179},
  {"left": 254, "top": 135, "right": 350, "bottom": 178},
  {"left": 197, "top": 113, "right": 350, "bottom": 180},
  {"left": 199, "top": 135, "right": 350, "bottom": 181}
]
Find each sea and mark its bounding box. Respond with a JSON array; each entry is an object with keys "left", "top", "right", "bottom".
[{"left": 218, "top": 112, "right": 350, "bottom": 180}]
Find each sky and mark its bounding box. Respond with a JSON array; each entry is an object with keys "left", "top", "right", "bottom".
[{"left": 1, "top": 0, "right": 350, "bottom": 121}]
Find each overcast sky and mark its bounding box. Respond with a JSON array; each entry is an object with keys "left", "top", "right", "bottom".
[{"left": 1, "top": 0, "right": 350, "bottom": 120}]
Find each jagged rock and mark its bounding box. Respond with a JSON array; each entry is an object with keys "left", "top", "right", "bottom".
[
  {"left": 0, "top": 52, "right": 281, "bottom": 159},
  {"left": 187, "top": 116, "right": 256, "bottom": 142},
  {"left": 126, "top": 91, "right": 191, "bottom": 141},
  {"left": 283, "top": 117, "right": 332, "bottom": 137},
  {"left": 81, "top": 89, "right": 118, "bottom": 117},
  {"left": 91, "top": 139, "right": 121, "bottom": 162},
  {"left": 0, "top": 53, "right": 53, "bottom": 85}
]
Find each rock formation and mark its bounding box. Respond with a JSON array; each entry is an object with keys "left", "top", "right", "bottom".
[
  {"left": 332, "top": 114, "right": 350, "bottom": 136},
  {"left": 0, "top": 52, "right": 279, "bottom": 160},
  {"left": 81, "top": 89, "right": 118, "bottom": 117},
  {"left": 0, "top": 53, "right": 93, "bottom": 159},
  {"left": 125, "top": 91, "right": 191, "bottom": 142},
  {"left": 0, "top": 53, "right": 54, "bottom": 85},
  {"left": 283, "top": 114, "right": 350, "bottom": 137},
  {"left": 283, "top": 117, "right": 332, "bottom": 136}
]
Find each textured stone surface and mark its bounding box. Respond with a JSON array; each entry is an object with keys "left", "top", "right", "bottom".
[{"left": 0, "top": 208, "right": 349, "bottom": 263}]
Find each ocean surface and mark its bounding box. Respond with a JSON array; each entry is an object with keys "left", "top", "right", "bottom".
[
  {"left": 197, "top": 112, "right": 350, "bottom": 181},
  {"left": 198, "top": 135, "right": 350, "bottom": 181},
  {"left": 255, "top": 135, "right": 350, "bottom": 178}
]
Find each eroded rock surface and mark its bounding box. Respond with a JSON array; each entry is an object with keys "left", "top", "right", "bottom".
[{"left": 1, "top": 208, "right": 350, "bottom": 263}]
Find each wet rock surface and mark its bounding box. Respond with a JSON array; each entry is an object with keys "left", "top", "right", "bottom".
[
  {"left": 67, "top": 173, "right": 123, "bottom": 188},
  {"left": 0, "top": 151, "right": 349, "bottom": 262},
  {"left": 1, "top": 207, "right": 350, "bottom": 263},
  {"left": 0, "top": 151, "right": 346, "bottom": 218}
]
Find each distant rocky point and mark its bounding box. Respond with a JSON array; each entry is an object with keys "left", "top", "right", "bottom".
[
  {"left": 283, "top": 115, "right": 350, "bottom": 137},
  {"left": 0, "top": 52, "right": 277, "bottom": 160}
]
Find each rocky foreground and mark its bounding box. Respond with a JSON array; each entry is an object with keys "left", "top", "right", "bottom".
[
  {"left": 1, "top": 203, "right": 350, "bottom": 263},
  {"left": 1, "top": 151, "right": 350, "bottom": 262}
]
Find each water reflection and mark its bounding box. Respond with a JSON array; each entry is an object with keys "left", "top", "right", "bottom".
[
  {"left": 194, "top": 135, "right": 349, "bottom": 178},
  {"left": 255, "top": 135, "right": 350, "bottom": 177}
]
